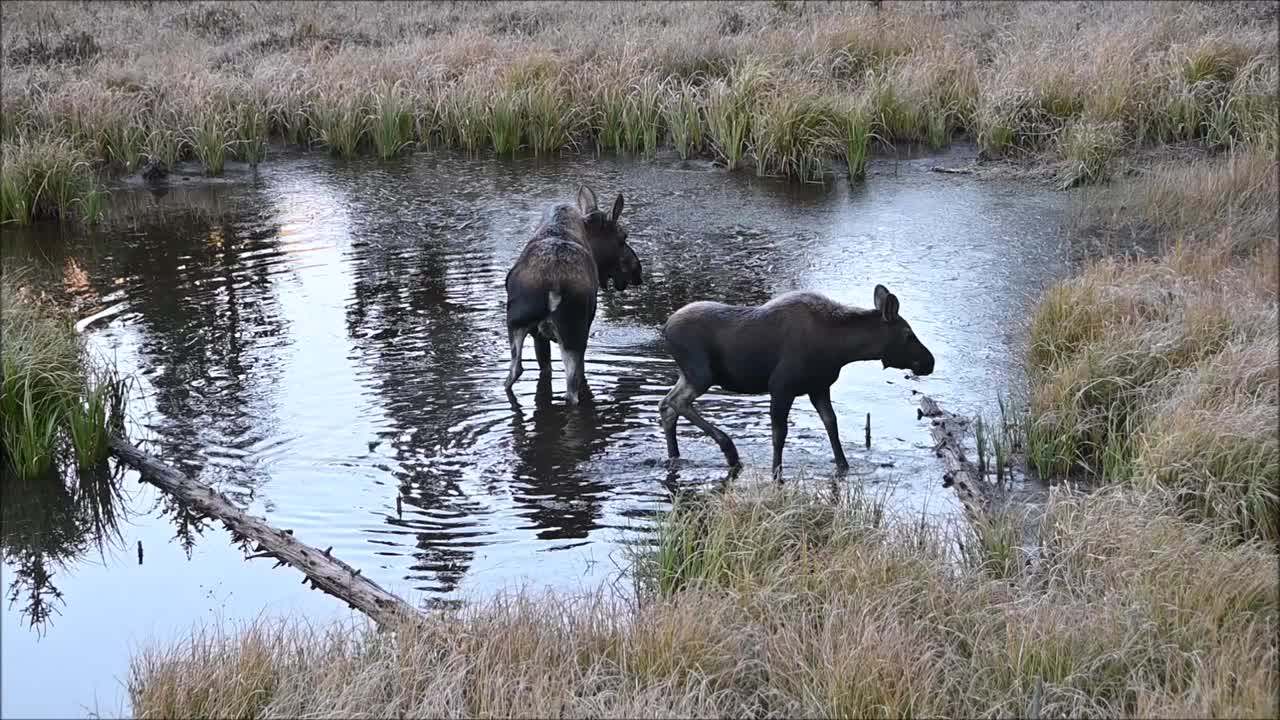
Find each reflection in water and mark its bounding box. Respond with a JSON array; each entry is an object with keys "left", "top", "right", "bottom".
[
  {"left": 0, "top": 465, "right": 126, "bottom": 632},
  {"left": 2, "top": 147, "right": 1068, "bottom": 626}
]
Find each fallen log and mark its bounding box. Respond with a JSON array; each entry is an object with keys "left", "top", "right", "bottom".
[
  {"left": 917, "top": 396, "right": 1045, "bottom": 582},
  {"left": 917, "top": 395, "right": 991, "bottom": 522},
  {"left": 109, "top": 436, "right": 422, "bottom": 628}
]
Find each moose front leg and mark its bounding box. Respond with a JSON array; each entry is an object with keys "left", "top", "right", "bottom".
[
  {"left": 769, "top": 392, "right": 795, "bottom": 482},
  {"left": 809, "top": 388, "right": 849, "bottom": 471}
]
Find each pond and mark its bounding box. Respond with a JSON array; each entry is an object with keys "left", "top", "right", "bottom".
[{"left": 1, "top": 143, "right": 1067, "bottom": 718}]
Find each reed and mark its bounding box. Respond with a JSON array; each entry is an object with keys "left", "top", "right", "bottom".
[
  {"left": 234, "top": 104, "right": 268, "bottom": 167},
  {"left": 307, "top": 92, "right": 369, "bottom": 159},
  {"left": 367, "top": 81, "right": 415, "bottom": 160},
  {"left": 0, "top": 2, "right": 1274, "bottom": 187},
  {"left": 0, "top": 277, "right": 127, "bottom": 483},
  {"left": 185, "top": 112, "right": 234, "bottom": 176},
  {"left": 663, "top": 78, "right": 704, "bottom": 161},
  {"left": 0, "top": 132, "right": 101, "bottom": 225}
]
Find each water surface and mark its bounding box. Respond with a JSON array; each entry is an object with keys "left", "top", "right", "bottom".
[{"left": 1, "top": 144, "right": 1067, "bottom": 717}]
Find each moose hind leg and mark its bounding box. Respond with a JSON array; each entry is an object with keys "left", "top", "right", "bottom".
[
  {"left": 504, "top": 326, "right": 530, "bottom": 390},
  {"left": 549, "top": 294, "right": 593, "bottom": 406},
  {"left": 659, "top": 376, "right": 685, "bottom": 459},
  {"left": 533, "top": 332, "right": 553, "bottom": 376},
  {"left": 559, "top": 346, "right": 586, "bottom": 405},
  {"left": 669, "top": 381, "right": 739, "bottom": 468},
  {"left": 555, "top": 345, "right": 586, "bottom": 404}
]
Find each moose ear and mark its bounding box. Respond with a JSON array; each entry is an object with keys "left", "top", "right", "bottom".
[
  {"left": 577, "top": 186, "right": 599, "bottom": 214},
  {"left": 874, "top": 284, "right": 899, "bottom": 322},
  {"left": 873, "top": 284, "right": 890, "bottom": 310},
  {"left": 882, "top": 293, "right": 900, "bottom": 322},
  {"left": 611, "top": 193, "right": 625, "bottom": 222}
]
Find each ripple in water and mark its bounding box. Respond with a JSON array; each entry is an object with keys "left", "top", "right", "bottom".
[{"left": 1, "top": 145, "right": 1067, "bottom": 655}]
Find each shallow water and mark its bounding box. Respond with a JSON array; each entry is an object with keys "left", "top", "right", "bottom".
[{"left": 1, "top": 144, "right": 1067, "bottom": 717}]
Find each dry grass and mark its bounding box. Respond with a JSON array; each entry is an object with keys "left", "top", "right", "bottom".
[
  {"left": 1027, "top": 147, "right": 1279, "bottom": 541},
  {"left": 127, "top": 480, "right": 1277, "bottom": 719},
  {"left": 1, "top": 1, "right": 1275, "bottom": 188}
]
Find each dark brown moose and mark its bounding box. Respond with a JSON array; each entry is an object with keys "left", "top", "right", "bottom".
[
  {"left": 658, "top": 285, "right": 935, "bottom": 479},
  {"left": 504, "top": 186, "right": 639, "bottom": 405}
]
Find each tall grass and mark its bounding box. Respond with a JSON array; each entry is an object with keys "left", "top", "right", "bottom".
[
  {"left": 234, "top": 104, "right": 268, "bottom": 167},
  {"left": 367, "top": 81, "right": 415, "bottom": 160},
  {"left": 127, "top": 480, "right": 1277, "bottom": 719},
  {"left": 0, "top": 132, "right": 103, "bottom": 225},
  {"left": 836, "top": 94, "right": 880, "bottom": 181},
  {"left": 587, "top": 75, "right": 629, "bottom": 155},
  {"left": 101, "top": 121, "right": 147, "bottom": 173},
  {"left": 307, "top": 92, "right": 369, "bottom": 159},
  {"left": 663, "top": 78, "right": 704, "bottom": 161},
  {"left": 1057, "top": 119, "right": 1125, "bottom": 188},
  {"left": 524, "top": 80, "right": 578, "bottom": 157},
  {"left": 751, "top": 87, "right": 837, "bottom": 182},
  {"left": 1, "top": 2, "right": 1275, "bottom": 187},
  {"left": 0, "top": 278, "right": 127, "bottom": 482},
  {"left": 703, "top": 79, "right": 752, "bottom": 171},
  {"left": 143, "top": 127, "right": 182, "bottom": 171},
  {"left": 620, "top": 76, "right": 665, "bottom": 157},
  {"left": 185, "top": 112, "right": 234, "bottom": 176},
  {"left": 1026, "top": 148, "right": 1279, "bottom": 541},
  {"left": 485, "top": 86, "right": 523, "bottom": 157},
  {"left": 437, "top": 77, "right": 488, "bottom": 155}
]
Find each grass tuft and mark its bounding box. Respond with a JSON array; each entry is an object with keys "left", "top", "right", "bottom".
[
  {"left": 367, "top": 81, "right": 415, "bottom": 160},
  {"left": 0, "top": 132, "right": 102, "bottom": 225},
  {"left": 663, "top": 77, "right": 704, "bottom": 161},
  {"left": 185, "top": 112, "right": 234, "bottom": 176},
  {"left": 1, "top": 277, "right": 127, "bottom": 482},
  {"left": 307, "top": 92, "right": 369, "bottom": 159}
]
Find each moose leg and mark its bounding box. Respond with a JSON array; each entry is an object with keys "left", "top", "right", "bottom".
[
  {"left": 666, "top": 377, "right": 739, "bottom": 467},
  {"left": 504, "top": 326, "right": 529, "bottom": 390},
  {"left": 809, "top": 388, "right": 849, "bottom": 471},
  {"left": 559, "top": 346, "right": 586, "bottom": 406},
  {"left": 533, "top": 333, "right": 553, "bottom": 376},
  {"left": 770, "top": 392, "right": 795, "bottom": 482},
  {"left": 659, "top": 379, "right": 682, "bottom": 459}
]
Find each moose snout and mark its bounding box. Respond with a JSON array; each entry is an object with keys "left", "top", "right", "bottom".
[{"left": 914, "top": 353, "right": 936, "bottom": 377}]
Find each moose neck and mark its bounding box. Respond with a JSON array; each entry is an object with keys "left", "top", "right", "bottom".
[{"left": 834, "top": 308, "right": 891, "bottom": 365}]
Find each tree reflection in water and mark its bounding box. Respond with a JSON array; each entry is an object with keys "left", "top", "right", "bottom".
[{"left": 1, "top": 462, "right": 126, "bottom": 633}]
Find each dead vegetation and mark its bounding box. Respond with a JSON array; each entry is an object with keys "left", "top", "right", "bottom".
[
  {"left": 128, "top": 480, "right": 1277, "bottom": 719},
  {"left": 0, "top": 0, "right": 1275, "bottom": 216}
]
